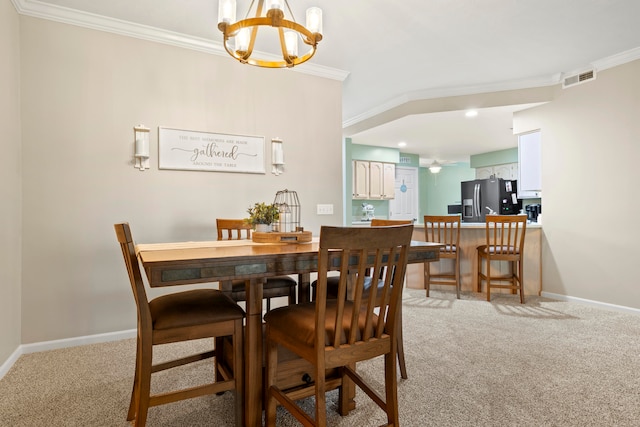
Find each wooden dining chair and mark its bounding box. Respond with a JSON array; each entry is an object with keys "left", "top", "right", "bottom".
[
  {"left": 216, "top": 218, "right": 297, "bottom": 311},
  {"left": 424, "top": 215, "right": 461, "bottom": 299},
  {"left": 264, "top": 224, "right": 413, "bottom": 426},
  {"left": 114, "top": 223, "right": 245, "bottom": 427},
  {"left": 476, "top": 215, "right": 527, "bottom": 303},
  {"left": 310, "top": 218, "right": 413, "bottom": 379}
]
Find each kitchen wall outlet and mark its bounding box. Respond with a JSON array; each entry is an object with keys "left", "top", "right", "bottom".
[{"left": 317, "top": 204, "right": 334, "bottom": 215}]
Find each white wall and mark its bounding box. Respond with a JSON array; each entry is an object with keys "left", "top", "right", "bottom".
[
  {"left": 0, "top": 0, "right": 22, "bottom": 366},
  {"left": 514, "top": 60, "right": 640, "bottom": 308},
  {"left": 18, "top": 16, "right": 343, "bottom": 344}
]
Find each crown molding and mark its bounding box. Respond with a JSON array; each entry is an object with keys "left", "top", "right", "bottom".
[
  {"left": 12, "top": 0, "right": 349, "bottom": 82},
  {"left": 592, "top": 46, "right": 640, "bottom": 72},
  {"left": 342, "top": 75, "right": 559, "bottom": 130}
]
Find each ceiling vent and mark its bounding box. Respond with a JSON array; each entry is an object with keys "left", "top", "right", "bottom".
[{"left": 562, "top": 69, "right": 596, "bottom": 89}]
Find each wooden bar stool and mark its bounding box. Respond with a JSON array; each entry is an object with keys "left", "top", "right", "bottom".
[
  {"left": 476, "top": 215, "right": 527, "bottom": 303},
  {"left": 264, "top": 224, "right": 413, "bottom": 426},
  {"left": 424, "top": 215, "right": 461, "bottom": 299},
  {"left": 114, "top": 223, "right": 245, "bottom": 427}
]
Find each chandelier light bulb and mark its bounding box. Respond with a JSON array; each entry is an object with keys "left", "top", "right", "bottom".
[
  {"left": 235, "top": 28, "right": 250, "bottom": 55},
  {"left": 284, "top": 31, "right": 299, "bottom": 58},
  {"left": 218, "top": 0, "right": 236, "bottom": 25},
  {"left": 306, "top": 7, "right": 323, "bottom": 34},
  {"left": 267, "top": 0, "right": 284, "bottom": 11}
]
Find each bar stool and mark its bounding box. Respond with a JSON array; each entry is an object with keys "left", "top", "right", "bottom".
[
  {"left": 476, "top": 215, "right": 527, "bottom": 303},
  {"left": 424, "top": 215, "right": 461, "bottom": 299}
]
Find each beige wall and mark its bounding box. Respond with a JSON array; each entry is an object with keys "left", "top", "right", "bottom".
[
  {"left": 514, "top": 60, "right": 640, "bottom": 308},
  {"left": 18, "top": 17, "right": 343, "bottom": 344},
  {"left": 0, "top": 1, "right": 22, "bottom": 365}
]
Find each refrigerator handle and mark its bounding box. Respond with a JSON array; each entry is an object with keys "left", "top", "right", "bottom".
[
  {"left": 474, "top": 184, "right": 480, "bottom": 218},
  {"left": 473, "top": 185, "right": 477, "bottom": 217}
]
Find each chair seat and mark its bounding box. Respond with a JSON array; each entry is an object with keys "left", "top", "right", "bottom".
[
  {"left": 228, "top": 275, "right": 297, "bottom": 301},
  {"left": 150, "top": 289, "right": 245, "bottom": 330},
  {"left": 478, "top": 244, "right": 521, "bottom": 255},
  {"left": 265, "top": 300, "right": 378, "bottom": 348},
  {"left": 440, "top": 244, "right": 457, "bottom": 253}
]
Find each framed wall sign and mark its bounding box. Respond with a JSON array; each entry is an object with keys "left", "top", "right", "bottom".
[{"left": 158, "top": 127, "right": 265, "bottom": 174}]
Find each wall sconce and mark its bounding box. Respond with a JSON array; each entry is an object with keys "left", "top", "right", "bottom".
[
  {"left": 134, "top": 125, "right": 150, "bottom": 171},
  {"left": 271, "top": 137, "right": 284, "bottom": 175}
]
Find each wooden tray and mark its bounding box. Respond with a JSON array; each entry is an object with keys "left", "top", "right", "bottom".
[{"left": 252, "top": 231, "right": 312, "bottom": 244}]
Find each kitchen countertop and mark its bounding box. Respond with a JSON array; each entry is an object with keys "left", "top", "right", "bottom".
[{"left": 352, "top": 220, "right": 542, "bottom": 228}]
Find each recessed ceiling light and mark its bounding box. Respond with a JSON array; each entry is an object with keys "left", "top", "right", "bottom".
[
  {"left": 465, "top": 110, "right": 478, "bottom": 117},
  {"left": 398, "top": 142, "right": 407, "bottom": 147}
]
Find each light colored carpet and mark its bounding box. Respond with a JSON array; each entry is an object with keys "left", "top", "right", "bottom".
[{"left": 1, "top": 288, "right": 639, "bottom": 426}]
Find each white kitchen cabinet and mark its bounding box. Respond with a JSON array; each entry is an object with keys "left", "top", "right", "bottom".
[
  {"left": 353, "top": 160, "right": 369, "bottom": 199},
  {"left": 518, "top": 131, "right": 542, "bottom": 198},
  {"left": 382, "top": 162, "right": 396, "bottom": 199},
  {"left": 476, "top": 163, "right": 518, "bottom": 180},
  {"left": 352, "top": 161, "right": 395, "bottom": 200}
]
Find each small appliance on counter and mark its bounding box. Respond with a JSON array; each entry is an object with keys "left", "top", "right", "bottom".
[
  {"left": 361, "top": 203, "right": 375, "bottom": 221},
  {"left": 525, "top": 203, "right": 541, "bottom": 222}
]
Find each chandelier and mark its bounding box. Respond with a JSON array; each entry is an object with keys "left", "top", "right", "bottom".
[{"left": 217, "top": 0, "right": 323, "bottom": 68}]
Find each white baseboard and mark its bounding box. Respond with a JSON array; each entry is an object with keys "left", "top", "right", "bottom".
[
  {"left": 0, "top": 346, "right": 23, "bottom": 380},
  {"left": 0, "top": 328, "right": 136, "bottom": 380},
  {"left": 541, "top": 292, "right": 640, "bottom": 315}
]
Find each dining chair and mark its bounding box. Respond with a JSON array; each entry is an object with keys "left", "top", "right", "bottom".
[
  {"left": 264, "top": 224, "right": 413, "bottom": 426},
  {"left": 313, "top": 219, "right": 413, "bottom": 379},
  {"left": 216, "top": 218, "right": 297, "bottom": 311},
  {"left": 423, "top": 215, "right": 461, "bottom": 299},
  {"left": 310, "top": 218, "right": 413, "bottom": 379},
  {"left": 476, "top": 215, "right": 527, "bottom": 303},
  {"left": 114, "top": 223, "right": 245, "bottom": 427}
]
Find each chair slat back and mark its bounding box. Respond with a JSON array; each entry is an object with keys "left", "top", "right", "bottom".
[
  {"left": 424, "top": 215, "right": 460, "bottom": 254},
  {"left": 316, "top": 225, "right": 413, "bottom": 350},
  {"left": 485, "top": 215, "right": 527, "bottom": 255},
  {"left": 114, "top": 223, "right": 152, "bottom": 330},
  {"left": 216, "top": 218, "right": 251, "bottom": 240}
]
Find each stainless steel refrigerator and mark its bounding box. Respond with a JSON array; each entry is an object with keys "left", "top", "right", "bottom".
[{"left": 461, "top": 178, "right": 520, "bottom": 222}]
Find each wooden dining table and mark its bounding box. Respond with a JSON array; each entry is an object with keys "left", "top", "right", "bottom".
[{"left": 136, "top": 236, "right": 442, "bottom": 426}]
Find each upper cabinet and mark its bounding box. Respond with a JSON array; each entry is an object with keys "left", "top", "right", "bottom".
[
  {"left": 353, "top": 160, "right": 370, "bottom": 199},
  {"left": 353, "top": 161, "right": 395, "bottom": 200},
  {"left": 476, "top": 163, "right": 518, "bottom": 180},
  {"left": 518, "top": 131, "right": 542, "bottom": 198}
]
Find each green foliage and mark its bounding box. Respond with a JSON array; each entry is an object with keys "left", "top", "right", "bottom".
[{"left": 246, "top": 202, "right": 280, "bottom": 225}]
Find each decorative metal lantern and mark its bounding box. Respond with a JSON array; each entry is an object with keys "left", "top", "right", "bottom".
[{"left": 273, "top": 189, "right": 300, "bottom": 232}]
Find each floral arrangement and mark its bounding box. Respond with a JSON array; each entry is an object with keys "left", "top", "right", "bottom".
[{"left": 246, "top": 202, "right": 280, "bottom": 226}]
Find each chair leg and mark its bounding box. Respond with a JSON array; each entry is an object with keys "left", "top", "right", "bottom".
[
  {"left": 288, "top": 286, "right": 297, "bottom": 305},
  {"left": 265, "top": 335, "right": 278, "bottom": 427},
  {"left": 486, "top": 258, "right": 492, "bottom": 302},
  {"left": 519, "top": 260, "right": 525, "bottom": 304},
  {"left": 476, "top": 251, "right": 482, "bottom": 293},
  {"left": 135, "top": 338, "right": 153, "bottom": 427},
  {"left": 384, "top": 351, "right": 400, "bottom": 427},
  {"left": 396, "top": 304, "right": 408, "bottom": 379},
  {"left": 315, "top": 360, "right": 327, "bottom": 427},
  {"left": 424, "top": 261, "right": 431, "bottom": 297},
  {"left": 127, "top": 336, "right": 142, "bottom": 421},
  {"left": 232, "top": 319, "right": 244, "bottom": 427},
  {"left": 455, "top": 254, "right": 461, "bottom": 299}
]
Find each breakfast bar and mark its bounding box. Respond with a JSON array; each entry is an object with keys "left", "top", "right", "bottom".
[{"left": 404, "top": 222, "right": 542, "bottom": 296}]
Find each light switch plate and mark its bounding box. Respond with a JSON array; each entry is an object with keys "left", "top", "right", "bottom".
[{"left": 317, "top": 204, "right": 334, "bottom": 215}]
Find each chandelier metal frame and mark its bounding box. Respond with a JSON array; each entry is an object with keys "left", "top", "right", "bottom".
[{"left": 217, "top": 0, "right": 323, "bottom": 68}]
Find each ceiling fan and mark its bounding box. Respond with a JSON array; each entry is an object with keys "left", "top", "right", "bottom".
[{"left": 419, "top": 158, "right": 459, "bottom": 173}]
